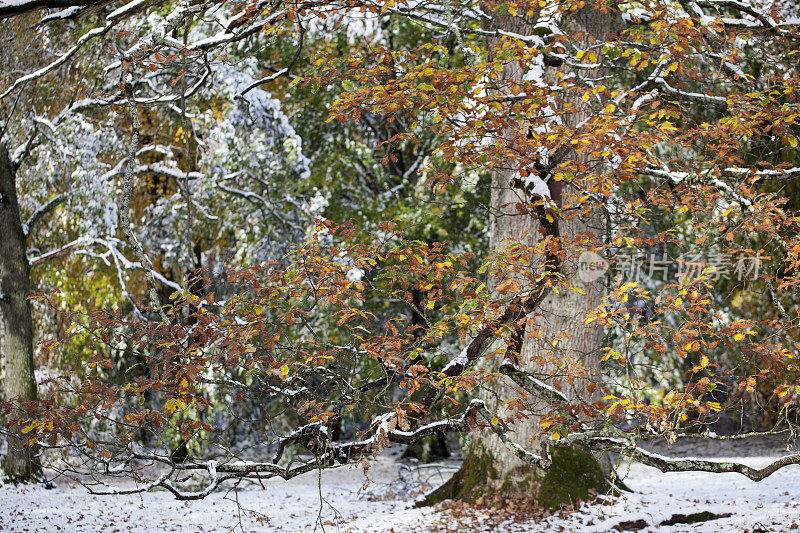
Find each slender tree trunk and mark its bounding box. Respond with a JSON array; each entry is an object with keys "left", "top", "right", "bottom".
[
  {"left": 0, "top": 142, "right": 40, "bottom": 481},
  {"left": 428, "top": 3, "right": 622, "bottom": 507}
]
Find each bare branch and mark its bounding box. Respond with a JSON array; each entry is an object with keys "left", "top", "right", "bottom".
[
  {"left": 583, "top": 437, "right": 800, "bottom": 482},
  {"left": 0, "top": 0, "right": 112, "bottom": 20},
  {"left": 238, "top": 19, "right": 305, "bottom": 96},
  {"left": 27, "top": 236, "right": 83, "bottom": 267},
  {"left": 0, "top": 0, "right": 147, "bottom": 100},
  {"left": 23, "top": 194, "right": 66, "bottom": 237}
]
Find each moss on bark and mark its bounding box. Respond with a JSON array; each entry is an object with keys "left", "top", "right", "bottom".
[
  {"left": 419, "top": 443, "right": 613, "bottom": 509},
  {"left": 536, "top": 446, "right": 610, "bottom": 508},
  {"left": 417, "top": 444, "right": 498, "bottom": 506}
]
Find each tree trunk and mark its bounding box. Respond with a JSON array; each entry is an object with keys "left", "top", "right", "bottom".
[
  {"left": 0, "top": 142, "right": 40, "bottom": 481},
  {"left": 428, "top": 3, "right": 622, "bottom": 507}
]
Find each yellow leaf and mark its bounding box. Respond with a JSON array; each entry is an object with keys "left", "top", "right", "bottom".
[
  {"left": 281, "top": 364, "right": 290, "bottom": 376},
  {"left": 734, "top": 333, "right": 745, "bottom": 342},
  {"left": 164, "top": 398, "right": 186, "bottom": 415},
  {"left": 491, "top": 417, "right": 499, "bottom": 426}
]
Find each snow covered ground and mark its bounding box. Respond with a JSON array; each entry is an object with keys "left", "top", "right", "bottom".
[{"left": 1, "top": 440, "right": 799, "bottom": 532}]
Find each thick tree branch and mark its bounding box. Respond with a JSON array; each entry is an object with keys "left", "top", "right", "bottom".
[
  {"left": 582, "top": 436, "right": 800, "bottom": 482},
  {"left": 27, "top": 237, "right": 83, "bottom": 268},
  {"left": 0, "top": 0, "right": 112, "bottom": 19},
  {"left": 23, "top": 194, "right": 65, "bottom": 237}
]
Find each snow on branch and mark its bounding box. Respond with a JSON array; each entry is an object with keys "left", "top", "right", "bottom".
[
  {"left": 468, "top": 398, "right": 550, "bottom": 468},
  {"left": 27, "top": 236, "right": 181, "bottom": 293},
  {"left": 0, "top": 0, "right": 108, "bottom": 19},
  {"left": 696, "top": 0, "right": 785, "bottom": 34},
  {"left": 27, "top": 236, "right": 85, "bottom": 267},
  {"left": 36, "top": 4, "right": 88, "bottom": 23},
  {"left": 70, "top": 381, "right": 800, "bottom": 498},
  {"left": 0, "top": 0, "right": 149, "bottom": 100},
  {"left": 23, "top": 194, "right": 66, "bottom": 237},
  {"left": 581, "top": 437, "right": 800, "bottom": 482},
  {"left": 652, "top": 77, "right": 729, "bottom": 104},
  {"left": 79, "top": 407, "right": 473, "bottom": 498},
  {"left": 120, "top": 2, "right": 202, "bottom": 63}
]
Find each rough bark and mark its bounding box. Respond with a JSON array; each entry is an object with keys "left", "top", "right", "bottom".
[
  {"left": 0, "top": 0, "right": 109, "bottom": 20},
  {"left": 0, "top": 142, "right": 40, "bottom": 481},
  {"left": 428, "top": 3, "right": 623, "bottom": 507}
]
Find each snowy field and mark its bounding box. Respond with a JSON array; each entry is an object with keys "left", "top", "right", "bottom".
[{"left": 1, "top": 440, "right": 799, "bottom": 532}]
